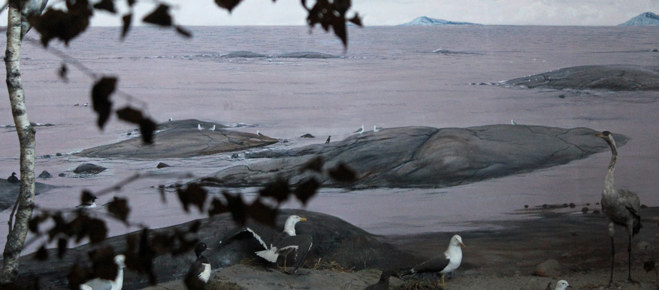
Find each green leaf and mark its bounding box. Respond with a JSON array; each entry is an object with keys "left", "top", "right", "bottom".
[
  {"left": 142, "top": 4, "right": 173, "bottom": 27},
  {"left": 107, "top": 197, "right": 131, "bottom": 224},
  {"left": 294, "top": 177, "right": 320, "bottom": 205}
]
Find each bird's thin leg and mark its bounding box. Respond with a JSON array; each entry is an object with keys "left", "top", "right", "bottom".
[
  {"left": 609, "top": 236, "right": 615, "bottom": 286},
  {"left": 627, "top": 234, "right": 634, "bottom": 283}
]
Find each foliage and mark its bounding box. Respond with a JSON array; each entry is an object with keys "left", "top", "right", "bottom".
[{"left": 4, "top": 0, "right": 362, "bottom": 287}]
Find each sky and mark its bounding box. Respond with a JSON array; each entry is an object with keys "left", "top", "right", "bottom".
[
  {"left": 82, "top": 0, "right": 659, "bottom": 27},
  {"left": 0, "top": 0, "right": 657, "bottom": 26}
]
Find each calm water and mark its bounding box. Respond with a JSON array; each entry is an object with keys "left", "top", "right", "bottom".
[{"left": 0, "top": 26, "right": 658, "bottom": 253}]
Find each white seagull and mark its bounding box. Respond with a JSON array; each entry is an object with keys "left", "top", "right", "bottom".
[
  {"left": 510, "top": 119, "right": 517, "bottom": 125},
  {"left": 79, "top": 255, "right": 126, "bottom": 290},
  {"left": 373, "top": 125, "right": 382, "bottom": 132},
  {"left": 401, "top": 234, "right": 465, "bottom": 287},
  {"left": 210, "top": 125, "right": 216, "bottom": 131},
  {"left": 219, "top": 215, "right": 312, "bottom": 273},
  {"left": 354, "top": 124, "right": 365, "bottom": 134},
  {"left": 554, "top": 279, "right": 570, "bottom": 290},
  {"left": 197, "top": 124, "right": 203, "bottom": 131},
  {"left": 257, "top": 130, "right": 264, "bottom": 136}
]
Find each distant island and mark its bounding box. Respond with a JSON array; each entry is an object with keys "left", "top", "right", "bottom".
[
  {"left": 619, "top": 11, "right": 659, "bottom": 26},
  {"left": 399, "top": 16, "right": 479, "bottom": 26}
]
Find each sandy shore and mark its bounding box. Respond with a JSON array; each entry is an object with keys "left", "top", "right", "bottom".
[{"left": 141, "top": 207, "right": 659, "bottom": 290}]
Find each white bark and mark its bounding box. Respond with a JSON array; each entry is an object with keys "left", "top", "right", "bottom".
[{"left": 1, "top": 0, "right": 37, "bottom": 284}]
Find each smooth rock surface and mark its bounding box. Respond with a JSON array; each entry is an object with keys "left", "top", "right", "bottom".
[
  {"left": 77, "top": 119, "right": 278, "bottom": 159},
  {"left": 202, "top": 125, "right": 627, "bottom": 188},
  {"left": 503, "top": 65, "right": 659, "bottom": 91}
]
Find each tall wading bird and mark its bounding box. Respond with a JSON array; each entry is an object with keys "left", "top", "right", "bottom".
[{"left": 596, "top": 131, "right": 642, "bottom": 285}]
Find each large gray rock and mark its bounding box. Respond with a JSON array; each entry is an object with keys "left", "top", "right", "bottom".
[
  {"left": 202, "top": 125, "right": 627, "bottom": 188},
  {"left": 15, "top": 209, "right": 413, "bottom": 289},
  {"left": 0, "top": 179, "right": 55, "bottom": 211},
  {"left": 502, "top": 65, "right": 659, "bottom": 91},
  {"left": 77, "top": 119, "right": 278, "bottom": 159}
]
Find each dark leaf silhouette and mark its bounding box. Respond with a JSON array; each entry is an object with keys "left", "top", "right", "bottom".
[
  {"left": 87, "top": 218, "right": 108, "bottom": 243},
  {"left": 300, "top": 156, "right": 323, "bottom": 173},
  {"left": 67, "top": 264, "right": 88, "bottom": 290},
  {"left": 302, "top": 0, "right": 353, "bottom": 48},
  {"left": 188, "top": 221, "right": 202, "bottom": 233},
  {"left": 223, "top": 191, "right": 247, "bottom": 225},
  {"left": 142, "top": 4, "right": 173, "bottom": 27},
  {"left": 139, "top": 118, "right": 157, "bottom": 144},
  {"left": 294, "top": 177, "right": 320, "bottom": 205},
  {"left": 28, "top": 213, "right": 48, "bottom": 233},
  {"left": 177, "top": 183, "right": 207, "bottom": 213},
  {"left": 175, "top": 25, "right": 193, "bottom": 38},
  {"left": 80, "top": 190, "right": 97, "bottom": 206},
  {"left": 348, "top": 13, "right": 363, "bottom": 26},
  {"left": 116, "top": 106, "right": 143, "bottom": 124},
  {"left": 150, "top": 233, "right": 173, "bottom": 255},
  {"left": 126, "top": 0, "right": 136, "bottom": 7},
  {"left": 258, "top": 177, "right": 290, "bottom": 203},
  {"left": 58, "top": 63, "right": 68, "bottom": 82},
  {"left": 107, "top": 197, "right": 131, "bottom": 224},
  {"left": 138, "top": 228, "right": 157, "bottom": 285},
  {"left": 93, "top": 0, "right": 117, "bottom": 13},
  {"left": 91, "top": 77, "right": 117, "bottom": 130},
  {"left": 327, "top": 162, "right": 358, "bottom": 183},
  {"left": 214, "top": 0, "right": 243, "bottom": 12},
  {"left": 35, "top": 245, "right": 48, "bottom": 261},
  {"left": 247, "top": 199, "right": 278, "bottom": 227},
  {"left": 89, "top": 246, "right": 118, "bottom": 280},
  {"left": 121, "top": 13, "right": 132, "bottom": 40},
  {"left": 47, "top": 213, "right": 68, "bottom": 242},
  {"left": 208, "top": 197, "right": 228, "bottom": 217},
  {"left": 30, "top": 3, "right": 92, "bottom": 46},
  {"left": 57, "top": 238, "right": 68, "bottom": 259}
]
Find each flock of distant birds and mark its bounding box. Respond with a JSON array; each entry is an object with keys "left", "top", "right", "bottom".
[{"left": 3, "top": 128, "right": 642, "bottom": 289}]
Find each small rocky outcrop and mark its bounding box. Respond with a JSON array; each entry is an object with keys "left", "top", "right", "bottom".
[
  {"left": 0, "top": 180, "right": 55, "bottom": 210},
  {"left": 502, "top": 65, "right": 659, "bottom": 91},
  {"left": 73, "top": 163, "right": 107, "bottom": 174},
  {"left": 203, "top": 125, "right": 627, "bottom": 189},
  {"left": 38, "top": 170, "right": 53, "bottom": 178},
  {"left": 77, "top": 119, "right": 278, "bottom": 159}
]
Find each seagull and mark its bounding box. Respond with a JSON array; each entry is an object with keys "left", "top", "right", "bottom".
[
  {"left": 325, "top": 136, "right": 331, "bottom": 144},
  {"left": 197, "top": 124, "right": 203, "bottom": 131},
  {"left": 76, "top": 195, "right": 98, "bottom": 209},
  {"left": 79, "top": 254, "right": 125, "bottom": 290},
  {"left": 210, "top": 125, "right": 216, "bottom": 131},
  {"left": 7, "top": 172, "right": 19, "bottom": 184},
  {"left": 168, "top": 117, "right": 173, "bottom": 122},
  {"left": 185, "top": 242, "right": 211, "bottom": 289},
  {"left": 354, "top": 124, "right": 364, "bottom": 135},
  {"left": 510, "top": 119, "right": 517, "bottom": 125},
  {"left": 373, "top": 125, "right": 382, "bottom": 132},
  {"left": 554, "top": 279, "right": 570, "bottom": 290},
  {"left": 400, "top": 234, "right": 465, "bottom": 287},
  {"left": 219, "top": 215, "right": 312, "bottom": 273},
  {"left": 257, "top": 130, "right": 264, "bottom": 137}
]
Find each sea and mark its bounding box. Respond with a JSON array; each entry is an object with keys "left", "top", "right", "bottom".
[{"left": 0, "top": 25, "right": 658, "bottom": 254}]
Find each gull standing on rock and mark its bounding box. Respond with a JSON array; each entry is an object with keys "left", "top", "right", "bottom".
[
  {"left": 210, "top": 125, "right": 216, "bottom": 131},
  {"left": 400, "top": 234, "right": 465, "bottom": 287},
  {"left": 373, "top": 125, "right": 382, "bottom": 132},
  {"left": 218, "top": 215, "right": 312, "bottom": 273},
  {"left": 185, "top": 242, "right": 211, "bottom": 289},
  {"left": 354, "top": 124, "right": 364, "bottom": 135},
  {"left": 197, "top": 124, "right": 203, "bottom": 131}
]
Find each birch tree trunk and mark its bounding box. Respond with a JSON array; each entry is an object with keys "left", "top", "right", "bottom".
[{"left": 0, "top": 0, "right": 37, "bottom": 284}]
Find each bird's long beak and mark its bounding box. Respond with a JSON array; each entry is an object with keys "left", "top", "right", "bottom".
[
  {"left": 299, "top": 217, "right": 307, "bottom": 222},
  {"left": 595, "top": 133, "right": 604, "bottom": 137}
]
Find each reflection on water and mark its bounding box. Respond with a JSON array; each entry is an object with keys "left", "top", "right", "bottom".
[{"left": 0, "top": 26, "right": 657, "bottom": 254}]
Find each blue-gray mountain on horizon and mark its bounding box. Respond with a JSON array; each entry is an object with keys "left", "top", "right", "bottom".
[
  {"left": 619, "top": 11, "right": 659, "bottom": 26},
  {"left": 399, "top": 16, "right": 478, "bottom": 26}
]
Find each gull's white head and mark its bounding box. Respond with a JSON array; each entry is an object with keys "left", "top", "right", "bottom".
[
  {"left": 554, "top": 280, "right": 570, "bottom": 290},
  {"left": 449, "top": 234, "right": 465, "bottom": 248},
  {"left": 284, "top": 215, "right": 307, "bottom": 236},
  {"left": 114, "top": 254, "right": 126, "bottom": 268}
]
